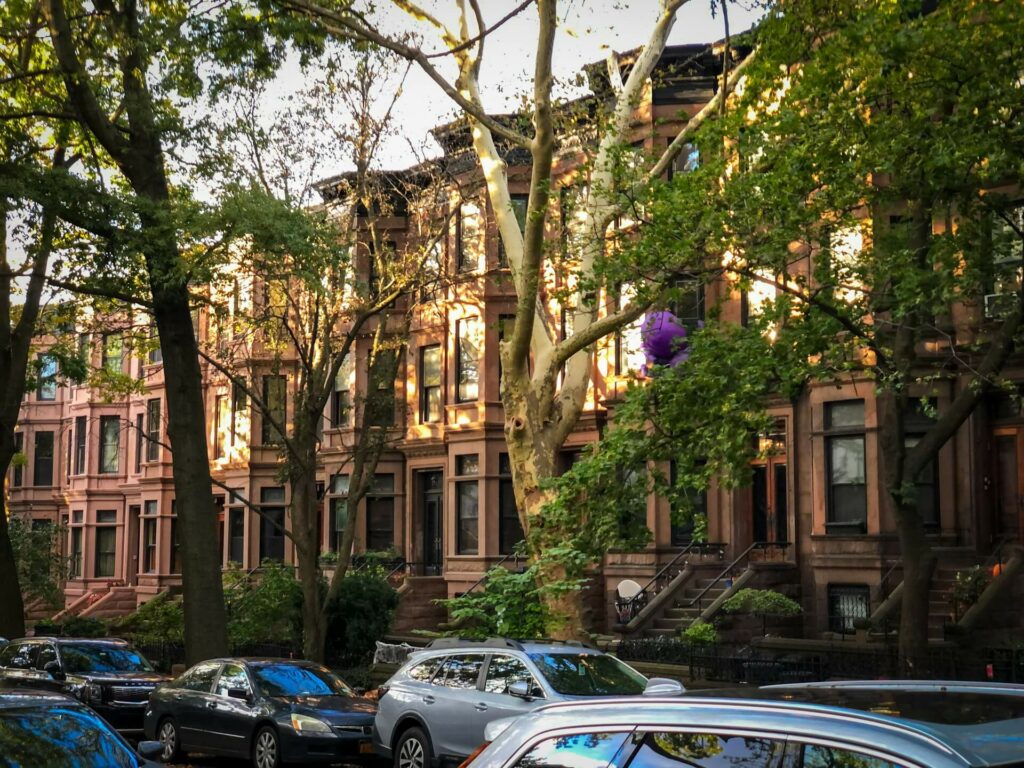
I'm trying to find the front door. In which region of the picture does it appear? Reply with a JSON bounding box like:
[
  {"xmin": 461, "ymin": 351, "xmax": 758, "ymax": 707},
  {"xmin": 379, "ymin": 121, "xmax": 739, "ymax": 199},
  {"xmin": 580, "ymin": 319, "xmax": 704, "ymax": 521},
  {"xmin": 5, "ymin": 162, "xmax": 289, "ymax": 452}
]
[
  {"xmin": 126, "ymin": 506, "xmax": 140, "ymax": 586},
  {"xmin": 751, "ymin": 421, "xmax": 789, "ymax": 556},
  {"xmin": 420, "ymin": 471, "xmax": 443, "ymax": 576}
]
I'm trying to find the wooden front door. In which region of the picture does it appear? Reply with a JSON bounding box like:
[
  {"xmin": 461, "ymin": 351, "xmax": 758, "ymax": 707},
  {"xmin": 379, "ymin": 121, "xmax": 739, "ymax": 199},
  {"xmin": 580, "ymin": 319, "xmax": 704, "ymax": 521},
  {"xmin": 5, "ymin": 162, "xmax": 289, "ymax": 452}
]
[{"xmin": 993, "ymin": 427, "xmax": 1023, "ymax": 540}]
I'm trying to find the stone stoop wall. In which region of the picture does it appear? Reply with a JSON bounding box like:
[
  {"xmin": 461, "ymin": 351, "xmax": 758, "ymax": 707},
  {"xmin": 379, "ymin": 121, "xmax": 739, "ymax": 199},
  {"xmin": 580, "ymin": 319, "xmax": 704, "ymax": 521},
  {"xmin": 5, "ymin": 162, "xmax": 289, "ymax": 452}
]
[
  {"xmin": 52, "ymin": 587, "xmax": 112, "ymax": 623},
  {"xmin": 392, "ymin": 577, "xmax": 448, "ymax": 634},
  {"xmin": 78, "ymin": 586, "xmax": 141, "ymax": 620}
]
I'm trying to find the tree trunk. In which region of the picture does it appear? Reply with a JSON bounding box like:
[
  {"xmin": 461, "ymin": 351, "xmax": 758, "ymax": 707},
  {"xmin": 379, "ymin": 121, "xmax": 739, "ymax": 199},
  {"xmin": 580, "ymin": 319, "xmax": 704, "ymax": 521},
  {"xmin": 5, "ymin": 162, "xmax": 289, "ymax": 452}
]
[
  {"xmin": 290, "ymin": 431, "xmax": 327, "ymax": 662},
  {"xmin": 0, "ymin": 443, "xmax": 26, "ymax": 639}
]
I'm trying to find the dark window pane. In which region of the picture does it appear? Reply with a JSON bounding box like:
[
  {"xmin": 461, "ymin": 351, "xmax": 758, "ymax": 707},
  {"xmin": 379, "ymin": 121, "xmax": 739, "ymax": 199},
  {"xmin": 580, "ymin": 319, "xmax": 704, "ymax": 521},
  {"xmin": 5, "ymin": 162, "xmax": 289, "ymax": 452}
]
[
  {"xmin": 421, "ymin": 345, "xmax": 442, "ymax": 423},
  {"xmin": 407, "ymin": 657, "xmax": 443, "ymax": 683},
  {"xmin": 99, "ymin": 417, "xmax": 119, "ymax": 474},
  {"xmin": 457, "ymin": 318, "xmax": 481, "ymax": 402},
  {"xmin": 457, "ymin": 454, "xmax": 479, "ymax": 476},
  {"xmin": 457, "ymin": 481, "xmax": 479, "ymax": 555},
  {"xmin": 826, "ymin": 400, "xmax": 865, "ymax": 429},
  {"xmin": 513, "ymin": 732, "xmax": 630, "ymax": 768},
  {"xmin": 499, "ymin": 477, "xmax": 524, "ymax": 555},
  {"xmin": 37, "ymin": 355, "xmax": 57, "ymax": 400},
  {"xmin": 800, "ymin": 744, "xmax": 900, "ymax": 768},
  {"xmin": 215, "ymin": 663, "xmax": 251, "ymax": 697},
  {"xmin": 228, "ymin": 508, "xmax": 245, "ymax": 564},
  {"xmin": 366, "ymin": 495, "xmax": 394, "ymax": 552},
  {"xmin": 33, "ymin": 431, "xmax": 54, "ymax": 486},
  {"xmin": 12, "ymin": 432, "xmax": 23, "ymax": 486},
  {"xmin": 627, "ymin": 732, "xmax": 783, "ymax": 768},
  {"xmin": 437, "ymin": 655, "xmax": 484, "ymax": 690},
  {"xmin": 828, "ymin": 585, "xmax": 871, "ymax": 635},
  {"xmin": 0, "ymin": 706, "xmax": 137, "ymax": 767},
  {"xmin": 74, "ymin": 416, "xmax": 86, "ymax": 474},
  {"xmin": 261, "ymin": 375, "xmax": 287, "ymax": 444},
  {"xmin": 484, "ymin": 655, "xmax": 537, "ymax": 695},
  {"xmin": 94, "ymin": 527, "xmax": 116, "ymax": 578},
  {"xmin": 181, "ymin": 661, "xmax": 221, "ymax": 692}
]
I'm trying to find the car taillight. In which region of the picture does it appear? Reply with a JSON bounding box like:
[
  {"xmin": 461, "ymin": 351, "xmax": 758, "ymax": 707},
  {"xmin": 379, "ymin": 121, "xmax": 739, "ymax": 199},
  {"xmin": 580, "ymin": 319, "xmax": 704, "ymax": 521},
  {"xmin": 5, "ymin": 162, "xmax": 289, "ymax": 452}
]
[{"xmin": 458, "ymin": 741, "xmax": 490, "ymax": 768}]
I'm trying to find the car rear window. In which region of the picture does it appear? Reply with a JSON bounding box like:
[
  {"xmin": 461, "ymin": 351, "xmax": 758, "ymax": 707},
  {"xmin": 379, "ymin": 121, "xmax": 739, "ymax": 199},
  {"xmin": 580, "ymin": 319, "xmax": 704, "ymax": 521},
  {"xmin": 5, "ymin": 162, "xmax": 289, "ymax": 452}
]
[
  {"xmin": 528, "ymin": 653, "xmax": 646, "ymax": 696},
  {"xmin": 406, "ymin": 657, "xmax": 444, "ymax": 683},
  {"xmin": 0, "ymin": 705, "xmax": 136, "ymax": 767}
]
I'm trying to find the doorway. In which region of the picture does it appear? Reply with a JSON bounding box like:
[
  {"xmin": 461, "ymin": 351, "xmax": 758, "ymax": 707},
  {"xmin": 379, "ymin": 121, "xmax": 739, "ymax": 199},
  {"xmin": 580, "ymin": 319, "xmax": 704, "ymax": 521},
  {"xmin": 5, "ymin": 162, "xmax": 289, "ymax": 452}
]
[
  {"xmin": 419, "ymin": 470, "xmax": 443, "ymax": 576},
  {"xmin": 994, "ymin": 428, "xmax": 1022, "ymax": 540},
  {"xmin": 126, "ymin": 505, "xmax": 141, "ymax": 586},
  {"xmin": 750, "ymin": 419, "xmax": 789, "ymax": 557}
]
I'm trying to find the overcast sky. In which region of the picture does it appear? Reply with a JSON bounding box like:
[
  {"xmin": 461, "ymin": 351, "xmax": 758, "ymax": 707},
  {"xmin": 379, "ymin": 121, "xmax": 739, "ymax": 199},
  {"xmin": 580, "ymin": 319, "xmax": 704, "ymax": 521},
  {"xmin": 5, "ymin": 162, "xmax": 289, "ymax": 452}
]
[{"xmin": 286, "ymin": 0, "xmax": 763, "ymax": 177}]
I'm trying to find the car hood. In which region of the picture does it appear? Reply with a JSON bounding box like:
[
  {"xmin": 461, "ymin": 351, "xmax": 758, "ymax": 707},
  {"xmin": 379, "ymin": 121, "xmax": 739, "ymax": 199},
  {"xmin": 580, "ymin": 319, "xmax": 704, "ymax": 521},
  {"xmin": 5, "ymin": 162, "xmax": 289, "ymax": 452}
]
[
  {"xmin": 273, "ymin": 695, "xmax": 377, "ymax": 722},
  {"xmin": 71, "ymin": 671, "xmax": 170, "ymax": 684}
]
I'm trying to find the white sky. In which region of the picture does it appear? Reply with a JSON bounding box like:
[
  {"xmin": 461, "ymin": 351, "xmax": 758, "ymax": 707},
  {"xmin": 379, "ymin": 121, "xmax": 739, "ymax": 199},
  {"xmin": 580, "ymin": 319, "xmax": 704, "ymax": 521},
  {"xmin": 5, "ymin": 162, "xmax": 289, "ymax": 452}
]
[{"xmin": 279, "ymin": 0, "xmax": 762, "ymax": 177}]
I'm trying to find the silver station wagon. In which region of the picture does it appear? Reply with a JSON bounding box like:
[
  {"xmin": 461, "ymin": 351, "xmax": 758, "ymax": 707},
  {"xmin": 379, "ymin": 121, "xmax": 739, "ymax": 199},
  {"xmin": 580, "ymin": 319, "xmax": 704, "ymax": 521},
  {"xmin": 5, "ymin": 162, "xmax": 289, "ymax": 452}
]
[
  {"xmin": 467, "ymin": 681, "xmax": 1024, "ymax": 768},
  {"xmin": 373, "ymin": 638, "xmax": 649, "ymax": 768}
]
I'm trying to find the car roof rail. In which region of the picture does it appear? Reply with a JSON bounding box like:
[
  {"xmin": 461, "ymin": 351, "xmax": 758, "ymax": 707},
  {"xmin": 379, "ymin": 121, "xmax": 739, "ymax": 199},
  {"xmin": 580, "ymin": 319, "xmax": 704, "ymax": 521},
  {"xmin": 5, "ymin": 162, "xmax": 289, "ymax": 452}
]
[
  {"xmin": 514, "ymin": 638, "xmax": 596, "ymax": 650},
  {"xmin": 425, "ymin": 637, "xmax": 525, "ymax": 651}
]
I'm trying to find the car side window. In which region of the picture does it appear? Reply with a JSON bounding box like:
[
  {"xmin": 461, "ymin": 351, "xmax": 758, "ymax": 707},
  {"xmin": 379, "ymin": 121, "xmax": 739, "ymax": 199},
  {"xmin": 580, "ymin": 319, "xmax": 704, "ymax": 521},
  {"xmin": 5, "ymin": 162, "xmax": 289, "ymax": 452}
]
[
  {"xmin": 625, "ymin": 732, "xmax": 784, "ymax": 768},
  {"xmin": 215, "ymin": 663, "xmax": 251, "ymax": 697},
  {"xmin": 484, "ymin": 655, "xmax": 539, "ymax": 696},
  {"xmin": 799, "ymin": 744, "xmax": 902, "ymax": 768},
  {"xmin": 436, "ymin": 654, "xmax": 485, "ymax": 690},
  {"xmin": 9, "ymin": 644, "xmax": 39, "ymax": 669},
  {"xmin": 407, "ymin": 657, "xmax": 445, "ymax": 683},
  {"xmin": 513, "ymin": 731, "xmax": 631, "ymax": 768},
  {"xmin": 35, "ymin": 645, "xmax": 57, "ymax": 670},
  {"xmin": 0, "ymin": 644, "xmax": 20, "ymax": 667},
  {"xmin": 180, "ymin": 662, "xmax": 221, "ymax": 692}
]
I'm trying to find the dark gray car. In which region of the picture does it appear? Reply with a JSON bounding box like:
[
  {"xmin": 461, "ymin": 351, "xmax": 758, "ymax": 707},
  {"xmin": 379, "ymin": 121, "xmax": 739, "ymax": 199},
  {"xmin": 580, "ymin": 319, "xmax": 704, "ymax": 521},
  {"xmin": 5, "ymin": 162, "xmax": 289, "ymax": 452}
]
[{"xmin": 373, "ymin": 638, "xmax": 648, "ymax": 768}]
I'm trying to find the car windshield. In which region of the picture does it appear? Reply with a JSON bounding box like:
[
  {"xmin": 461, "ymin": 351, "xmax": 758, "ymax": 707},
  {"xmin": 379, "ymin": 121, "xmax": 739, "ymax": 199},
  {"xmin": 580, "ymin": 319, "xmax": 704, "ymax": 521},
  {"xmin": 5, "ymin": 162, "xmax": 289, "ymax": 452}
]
[
  {"xmin": 251, "ymin": 664, "xmax": 353, "ymax": 698},
  {"xmin": 528, "ymin": 653, "xmax": 646, "ymax": 696},
  {"xmin": 0, "ymin": 705, "xmax": 137, "ymax": 767},
  {"xmin": 59, "ymin": 644, "xmax": 152, "ymax": 675}
]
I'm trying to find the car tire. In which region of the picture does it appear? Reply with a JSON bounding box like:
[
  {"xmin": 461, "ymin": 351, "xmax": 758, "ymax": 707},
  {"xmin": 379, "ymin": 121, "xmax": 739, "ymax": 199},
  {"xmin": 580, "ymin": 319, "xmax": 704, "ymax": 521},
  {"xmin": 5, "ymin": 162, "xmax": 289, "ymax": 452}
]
[
  {"xmin": 395, "ymin": 726, "xmax": 432, "ymax": 768},
  {"xmin": 253, "ymin": 725, "xmax": 282, "ymax": 768},
  {"xmin": 157, "ymin": 717, "xmax": 185, "ymax": 763}
]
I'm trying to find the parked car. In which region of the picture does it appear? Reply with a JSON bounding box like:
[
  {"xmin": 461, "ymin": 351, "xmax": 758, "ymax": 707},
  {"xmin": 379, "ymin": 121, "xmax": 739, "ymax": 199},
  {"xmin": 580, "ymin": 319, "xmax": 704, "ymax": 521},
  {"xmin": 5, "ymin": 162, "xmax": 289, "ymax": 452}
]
[
  {"xmin": 144, "ymin": 657, "xmax": 377, "ymax": 768},
  {"xmin": 465, "ymin": 680, "xmax": 1024, "ymax": 768},
  {"xmin": 0, "ymin": 637, "xmax": 169, "ymax": 736},
  {"xmin": 373, "ymin": 638, "xmax": 649, "ymax": 768},
  {"xmin": 0, "ymin": 682, "xmax": 163, "ymax": 767}
]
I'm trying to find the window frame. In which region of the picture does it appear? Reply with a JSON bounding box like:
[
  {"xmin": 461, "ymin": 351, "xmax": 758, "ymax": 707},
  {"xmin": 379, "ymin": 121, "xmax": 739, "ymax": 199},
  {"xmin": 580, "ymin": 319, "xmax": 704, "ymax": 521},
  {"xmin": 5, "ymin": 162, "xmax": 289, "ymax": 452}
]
[
  {"xmin": 73, "ymin": 416, "xmax": 86, "ymax": 475},
  {"xmin": 824, "ymin": 400, "xmax": 867, "ymax": 535},
  {"xmin": 498, "ymin": 453, "xmax": 524, "ymax": 555},
  {"xmin": 33, "ymin": 430, "xmax": 54, "ymax": 486},
  {"xmin": 827, "ymin": 583, "xmax": 871, "ymax": 636},
  {"xmin": 261, "ymin": 374, "xmax": 287, "ymax": 445},
  {"xmin": 36, "ymin": 354, "xmax": 57, "ymax": 401},
  {"xmin": 94, "ymin": 525, "xmax": 117, "ymax": 578},
  {"xmin": 145, "ymin": 398, "xmax": 161, "ymax": 462},
  {"xmin": 365, "ymin": 474, "xmax": 396, "ymax": 552},
  {"xmin": 455, "ymin": 454, "xmax": 480, "ymax": 555},
  {"xmin": 98, "ymin": 415, "xmax": 120, "ymax": 475},
  {"xmin": 419, "ymin": 344, "xmax": 443, "ymax": 424},
  {"xmin": 456, "ymin": 317, "xmax": 481, "ymax": 403},
  {"xmin": 12, "ymin": 432, "xmax": 23, "ymax": 486},
  {"xmin": 101, "ymin": 332, "xmax": 123, "ymax": 373}
]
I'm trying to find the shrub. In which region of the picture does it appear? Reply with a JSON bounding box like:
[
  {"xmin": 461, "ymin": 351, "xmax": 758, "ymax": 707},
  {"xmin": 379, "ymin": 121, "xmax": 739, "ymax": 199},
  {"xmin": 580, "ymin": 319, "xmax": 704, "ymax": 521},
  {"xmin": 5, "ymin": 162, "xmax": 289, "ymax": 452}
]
[
  {"xmin": 325, "ymin": 568, "xmax": 399, "ymax": 667},
  {"xmin": 9, "ymin": 517, "xmax": 66, "ymax": 606},
  {"xmin": 60, "ymin": 616, "xmax": 107, "ymax": 638},
  {"xmin": 721, "ymin": 588, "xmax": 802, "ymax": 635},
  {"xmin": 224, "ymin": 560, "xmax": 303, "ymax": 650},
  {"xmin": 680, "ymin": 620, "xmax": 719, "ymax": 646},
  {"xmin": 109, "ymin": 592, "xmax": 184, "ymax": 646},
  {"xmin": 441, "ymin": 566, "xmax": 547, "ymax": 641}
]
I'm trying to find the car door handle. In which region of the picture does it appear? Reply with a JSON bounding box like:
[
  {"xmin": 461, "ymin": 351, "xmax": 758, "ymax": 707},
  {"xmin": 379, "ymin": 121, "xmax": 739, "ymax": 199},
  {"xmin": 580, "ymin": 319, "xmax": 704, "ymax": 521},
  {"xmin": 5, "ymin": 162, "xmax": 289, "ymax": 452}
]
[
  {"xmin": 422, "ymin": 695, "xmax": 435, "ymax": 704},
  {"xmin": 474, "ymin": 703, "xmax": 488, "ymax": 712}
]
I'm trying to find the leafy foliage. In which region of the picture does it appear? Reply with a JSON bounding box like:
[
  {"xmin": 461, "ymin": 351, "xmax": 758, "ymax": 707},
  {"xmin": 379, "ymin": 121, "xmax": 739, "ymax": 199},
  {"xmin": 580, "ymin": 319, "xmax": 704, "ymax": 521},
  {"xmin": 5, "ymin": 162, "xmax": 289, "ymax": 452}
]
[
  {"xmin": 109, "ymin": 593, "xmax": 185, "ymax": 647},
  {"xmin": 223, "ymin": 561, "xmax": 304, "ymax": 649},
  {"xmin": 324, "ymin": 568, "xmax": 399, "ymax": 666},
  {"xmin": 722, "ymin": 589, "xmax": 802, "ymax": 619},
  {"xmin": 57, "ymin": 616, "xmax": 107, "ymax": 639},
  {"xmin": 680, "ymin": 620, "xmax": 719, "ymax": 646},
  {"xmin": 441, "ymin": 566, "xmax": 548, "ymax": 641},
  {"xmin": 8, "ymin": 519, "xmax": 66, "ymax": 607}
]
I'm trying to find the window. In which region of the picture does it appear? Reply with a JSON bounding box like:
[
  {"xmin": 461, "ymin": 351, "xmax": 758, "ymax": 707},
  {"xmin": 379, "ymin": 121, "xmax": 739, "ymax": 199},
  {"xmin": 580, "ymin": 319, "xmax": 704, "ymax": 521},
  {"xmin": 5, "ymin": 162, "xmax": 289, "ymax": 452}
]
[
  {"xmin": 626, "ymin": 732, "xmax": 783, "ymax": 768},
  {"xmin": 228, "ymin": 507, "xmax": 244, "ymax": 564},
  {"xmin": 180, "ymin": 661, "xmax": 221, "ymax": 692},
  {"xmin": 436, "ymin": 654, "xmax": 484, "ymax": 689},
  {"xmin": 214, "ymin": 394, "xmax": 228, "ymax": 459},
  {"xmin": 457, "ymin": 201, "xmax": 483, "ymax": 272},
  {"xmin": 170, "ymin": 516, "xmax": 180, "ymax": 574},
  {"xmin": 407, "ymin": 657, "xmax": 444, "ymax": 683},
  {"xmin": 33, "ymin": 431, "xmax": 54, "ymax": 486},
  {"xmin": 367, "ymin": 349, "xmax": 398, "ymax": 428},
  {"xmin": 825, "ymin": 400, "xmax": 867, "ymax": 534},
  {"xmin": 615, "ymin": 283, "xmax": 645, "ymax": 375},
  {"xmin": 215, "ymin": 663, "xmax": 250, "ymax": 697},
  {"xmin": 69, "ymin": 526, "xmax": 83, "ymax": 578},
  {"xmin": 498, "ymin": 194, "xmax": 529, "ymax": 267},
  {"xmin": 147, "ymin": 324, "xmax": 162, "ymax": 364},
  {"xmin": 331, "ymin": 357, "xmax": 354, "ymax": 427},
  {"xmin": 134, "ymin": 414, "xmax": 144, "ymax": 473},
  {"xmin": 484, "ymin": 655, "xmax": 536, "ymax": 695},
  {"xmin": 456, "ymin": 318, "xmax": 482, "ymax": 402},
  {"xmin": 670, "ymin": 275, "xmax": 705, "ymax": 332},
  {"xmin": 231, "ymin": 383, "xmax": 247, "ymax": 442},
  {"xmin": 142, "ymin": 501, "xmax": 158, "ymax": 573},
  {"xmin": 667, "ymin": 142, "xmax": 700, "ymax": 180},
  {"xmin": 12, "ymin": 432, "xmax": 23, "ymax": 486},
  {"xmin": 498, "ymin": 454, "xmax": 524, "ymax": 555},
  {"xmin": 420, "ymin": 345, "xmax": 442, "ymax": 423},
  {"xmin": 261, "ymin": 375, "xmax": 286, "ymax": 445},
  {"xmin": 366, "ymin": 474, "xmax": 395, "ymax": 552},
  {"xmin": 259, "ymin": 487, "xmax": 286, "ymax": 562},
  {"xmin": 828, "ymin": 584, "xmax": 871, "ymax": 635},
  {"xmin": 328, "ymin": 474, "xmax": 350, "ymax": 553},
  {"xmin": 35, "ymin": 644, "xmax": 57, "ymax": 670},
  {"xmin": 36, "ymin": 355, "xmax": 57, "ymax": 400},
  {"xmin": 99, "ymin": 416, "xmax": 120, "ymax": 474},
  {"xmin": 145, "ymin": 398, "xmax": 160, "ymax": 462},
  {"xmin": 512, "ymin": 732, "xmax": 630, "ymax": 768},
  {"xmin": 94, "ymin": 526, "xmax": 116, "ymax": 578},
  {"xmin": 102, "ymin": 333, "xmax": 123, "ymax": 373},
  {"xmin": 96, "ymin": 509, "xmax": 116, "ymax": 524},
  {"xmin": 799, "ymin": 744, "xmax": 900, "ymax": 768},
  {"xmin": 456, "ymin": 455, "xmax": 479, "ymax": 555},
  {"xmin": 73, "ymin": 417, "xmax": 86, "ymax": 475}
]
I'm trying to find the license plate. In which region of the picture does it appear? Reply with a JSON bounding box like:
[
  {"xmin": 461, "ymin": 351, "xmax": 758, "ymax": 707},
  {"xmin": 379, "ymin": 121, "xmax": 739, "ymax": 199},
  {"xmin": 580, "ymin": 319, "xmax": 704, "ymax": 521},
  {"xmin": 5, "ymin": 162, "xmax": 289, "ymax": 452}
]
[{"xmin": 359, "ymin": 742, "xmax": 375, "ymax": 754}]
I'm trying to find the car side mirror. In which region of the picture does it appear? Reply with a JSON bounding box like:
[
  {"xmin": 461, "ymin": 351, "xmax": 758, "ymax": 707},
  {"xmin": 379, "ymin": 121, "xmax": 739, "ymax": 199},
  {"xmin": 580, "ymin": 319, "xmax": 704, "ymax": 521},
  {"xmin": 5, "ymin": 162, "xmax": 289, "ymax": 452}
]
[
  {"xmin": 137, "ymin": 740, "xmax": 163, "ymax": 760},
  {"xmin": 43, "ymin": 661, "xmax": 64, "ymax": 680},
  {"xmin": 227, "ymin": 687, "xmax": 251, "ymax": 702},
  {"xmin": 643, "ymin": 677, "xmax": 686, "ymax": 696},
  {"xmin": 508, "ymin": 680, "xmax": 533, "ymax": 700}
]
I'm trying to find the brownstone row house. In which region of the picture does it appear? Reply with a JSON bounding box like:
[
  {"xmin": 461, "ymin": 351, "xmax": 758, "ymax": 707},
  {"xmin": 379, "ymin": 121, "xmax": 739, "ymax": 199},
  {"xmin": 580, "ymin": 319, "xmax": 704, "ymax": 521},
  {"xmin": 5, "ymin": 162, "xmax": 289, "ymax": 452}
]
[{"xmin": 6, "ymin": 42, "xmax": 1023, "ymax": 642}]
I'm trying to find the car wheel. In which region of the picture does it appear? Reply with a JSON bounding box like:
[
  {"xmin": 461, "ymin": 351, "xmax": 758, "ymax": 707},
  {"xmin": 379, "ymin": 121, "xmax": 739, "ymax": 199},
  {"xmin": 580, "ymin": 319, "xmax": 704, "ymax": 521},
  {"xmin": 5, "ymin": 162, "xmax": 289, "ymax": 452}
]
[
  {"xmin": 395, "ymin": 727, "xmax": 432, "ymax": 768},
  {"xmin": 253, "ymin": 725, "xmax": 282, "ymax": 768},
  {"xmin": 157, "ymin": 717, "xmax": 184, "ymax": 763}
]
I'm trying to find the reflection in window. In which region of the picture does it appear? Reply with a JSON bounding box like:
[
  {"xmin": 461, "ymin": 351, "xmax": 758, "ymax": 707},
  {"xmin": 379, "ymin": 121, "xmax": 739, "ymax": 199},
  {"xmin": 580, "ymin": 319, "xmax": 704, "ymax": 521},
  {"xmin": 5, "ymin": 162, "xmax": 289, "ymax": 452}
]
[
  {"xmin": 407, "ymin": 657, "xmax": 443, "ymax": 683},
  {"xmin": 436, "ymin": 655, "xmax": 484, "ymax": 690},
  {"xmin": 457, "ymin": 318, "xmax": 482, "ymax": 402},
  {"xmin": 252, "ymin": 663, "xmax": 351, "ymax": 697},
  {"xmin": 628, "ymin": 732, "xmax": 783, "ymax": 768},
  {"xmin": 801, "ymin": 744, "xmax": 899, "ymax": 768},
  {"xmin": 484, "ymin": 655, "xmax": 538, "ymax": 696},
  {"xmin": 215, "ymin": 663, "xmax": 251, "ymax": 697},
  {"xmin": 514, "ymin": 732, "xmax": 629, "ymax": 768},
  {"xmin": 825, "ymin": 401, "xmax": 866, "ymax": 534},
  {"xmin": 0, "ymin": 706, "xmax": 137, "ymax": 767}
]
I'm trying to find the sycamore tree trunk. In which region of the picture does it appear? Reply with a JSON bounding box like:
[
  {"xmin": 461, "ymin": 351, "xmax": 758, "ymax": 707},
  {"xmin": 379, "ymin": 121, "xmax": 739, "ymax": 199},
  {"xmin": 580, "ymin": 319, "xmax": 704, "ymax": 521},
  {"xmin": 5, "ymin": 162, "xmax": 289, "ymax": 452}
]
[{"xmin": 289, "ymin": 441, "xmax": 325, "ymax": 662}]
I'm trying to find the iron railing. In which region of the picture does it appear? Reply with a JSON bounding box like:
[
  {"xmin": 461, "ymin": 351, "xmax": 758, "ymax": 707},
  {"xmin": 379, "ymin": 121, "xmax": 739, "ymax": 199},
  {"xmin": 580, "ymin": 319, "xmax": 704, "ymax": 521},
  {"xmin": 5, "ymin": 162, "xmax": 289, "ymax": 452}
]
[
  {"xmin": 461, "ymin": 552, "xmax": 528, "ymax": 596},
  {"xmin": 686, "ymin": 541, "xmax": 792, "ymax": 614},
  {"xmin": 616, "ymin": 541, "xmax": 727, "ymax": 623}
]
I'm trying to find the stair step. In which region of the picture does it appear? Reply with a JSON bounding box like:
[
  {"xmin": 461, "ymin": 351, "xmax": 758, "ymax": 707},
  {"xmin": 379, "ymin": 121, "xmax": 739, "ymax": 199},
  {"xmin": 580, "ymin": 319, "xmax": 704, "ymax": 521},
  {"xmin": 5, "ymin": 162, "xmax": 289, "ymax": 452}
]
[
  {"xmin": 646, "ymin": 628, "xmax": 679, "ymax": 637},
  {"xmin": 664, "ymin": 608, "xmax": 702, "ymax": 619},
  {"xmin": 653, "ymin": 618, "xmax": 684, "ymax": 630}
]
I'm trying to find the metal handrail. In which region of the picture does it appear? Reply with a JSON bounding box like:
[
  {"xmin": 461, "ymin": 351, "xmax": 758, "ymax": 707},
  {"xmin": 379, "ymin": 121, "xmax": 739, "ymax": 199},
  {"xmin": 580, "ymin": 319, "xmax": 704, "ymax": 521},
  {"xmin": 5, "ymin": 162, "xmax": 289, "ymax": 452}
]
[
  {"xmin": 463, "ymin": 551, "xmax": 526, "ymax": 595},
  {"xmin": 878, "ymin": 560, "xmax": 903, "ymax": 600},
  {"xmin": 634, "ymin": 541, "xmax": 726, "ymax": 603},
  {"xmin": 686, "ymin": 541, "xmax": 792, "ymax": 612}
]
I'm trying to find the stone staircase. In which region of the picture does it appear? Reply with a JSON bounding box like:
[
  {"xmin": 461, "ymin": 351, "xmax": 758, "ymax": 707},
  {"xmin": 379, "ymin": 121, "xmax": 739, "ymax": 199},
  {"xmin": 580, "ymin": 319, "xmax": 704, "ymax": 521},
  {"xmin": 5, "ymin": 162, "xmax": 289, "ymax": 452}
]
[
  {"xmin": 647, "ymin": 577, "xmax": 731, "ymax": 637},
  {"xmin": 78, "ymin": 586, "xmax": 140, "ymax": 620},
  {"xmin": 927, "ymin": 565, "xmax": 959, "ymax": 642}
]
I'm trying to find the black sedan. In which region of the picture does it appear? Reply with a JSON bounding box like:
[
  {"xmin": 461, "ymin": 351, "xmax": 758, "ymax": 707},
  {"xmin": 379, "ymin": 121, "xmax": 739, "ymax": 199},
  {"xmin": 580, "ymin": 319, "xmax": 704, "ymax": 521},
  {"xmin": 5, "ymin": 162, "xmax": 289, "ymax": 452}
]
[
  {"xmin": 0, "ymin": 682, "xmax": 163, "ymax": 767},
  {"xmin": 144, "ymin": 657, "xmax": 377, "ymax": 768}
]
